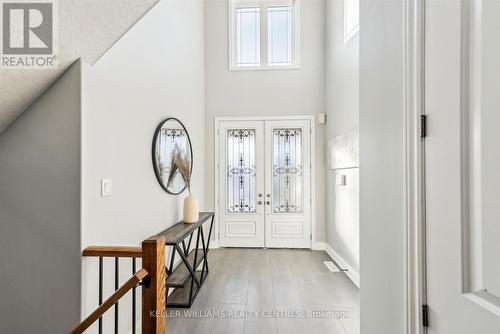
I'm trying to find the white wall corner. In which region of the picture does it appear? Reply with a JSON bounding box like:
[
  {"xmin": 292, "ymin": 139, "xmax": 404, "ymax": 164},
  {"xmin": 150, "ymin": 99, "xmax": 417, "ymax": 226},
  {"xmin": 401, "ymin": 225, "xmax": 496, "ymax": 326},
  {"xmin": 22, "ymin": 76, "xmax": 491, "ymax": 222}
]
[
  {"xmin": 324, "ymin": 243, "xmax": 360, "ymax": 288},
  {"xmin": 312, "ymin": 241, "xmax": 326, "ymax": 250}
]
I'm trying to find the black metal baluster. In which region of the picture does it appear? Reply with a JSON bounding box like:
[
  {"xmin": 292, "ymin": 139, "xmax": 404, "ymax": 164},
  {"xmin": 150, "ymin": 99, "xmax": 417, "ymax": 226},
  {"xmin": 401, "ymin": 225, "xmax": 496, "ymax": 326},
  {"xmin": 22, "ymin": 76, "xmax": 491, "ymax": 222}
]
[
  {"xmin": 114, "ymin": 257, "xmax": 119, "ymax": 334},
  {"xmin": 99, "ymin": 257, "xmax": 103, "ymax": 334},
  {"xmin": 132, "ymin": 258, "xmax": 136, "ymax": 334}
]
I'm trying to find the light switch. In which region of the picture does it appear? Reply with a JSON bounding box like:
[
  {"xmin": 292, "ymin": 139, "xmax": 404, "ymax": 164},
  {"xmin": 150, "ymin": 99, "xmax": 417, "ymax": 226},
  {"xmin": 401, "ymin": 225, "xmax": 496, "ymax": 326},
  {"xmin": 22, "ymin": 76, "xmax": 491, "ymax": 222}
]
[
  {"xmin": 317, "ymin": 112, "xmax": 326, "ymax": 125},
  {"xmin": 101, "ymin": 178, "xmax": 112, "ymax": 197},
  {"xmin": 336, "ymin": 174, "xmax": 346, "ymax": 186}
]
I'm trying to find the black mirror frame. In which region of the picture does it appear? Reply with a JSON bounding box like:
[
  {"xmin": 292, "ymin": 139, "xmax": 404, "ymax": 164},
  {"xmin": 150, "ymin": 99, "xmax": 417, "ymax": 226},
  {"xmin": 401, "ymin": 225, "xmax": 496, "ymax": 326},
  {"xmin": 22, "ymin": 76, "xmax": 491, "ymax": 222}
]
[{"xmin": 152, "ymin": 117, "xmax": 193, "ymax": 195}]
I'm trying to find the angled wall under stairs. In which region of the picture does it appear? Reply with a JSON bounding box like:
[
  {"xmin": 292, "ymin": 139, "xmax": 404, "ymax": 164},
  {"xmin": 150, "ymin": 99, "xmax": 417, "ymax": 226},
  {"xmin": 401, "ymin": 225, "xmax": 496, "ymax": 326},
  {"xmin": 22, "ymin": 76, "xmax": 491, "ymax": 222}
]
[{"xmin": 0, "ymin": 60, "xmax": 83, "ymax": 333}]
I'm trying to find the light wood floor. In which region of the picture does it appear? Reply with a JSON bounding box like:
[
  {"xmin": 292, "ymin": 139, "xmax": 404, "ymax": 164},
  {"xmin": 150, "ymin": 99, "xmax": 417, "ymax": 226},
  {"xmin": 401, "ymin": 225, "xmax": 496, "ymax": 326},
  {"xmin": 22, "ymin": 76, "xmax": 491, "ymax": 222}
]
[{"xmin": 167, "ymin": 248, "xmax": 359, "ymax": 334}]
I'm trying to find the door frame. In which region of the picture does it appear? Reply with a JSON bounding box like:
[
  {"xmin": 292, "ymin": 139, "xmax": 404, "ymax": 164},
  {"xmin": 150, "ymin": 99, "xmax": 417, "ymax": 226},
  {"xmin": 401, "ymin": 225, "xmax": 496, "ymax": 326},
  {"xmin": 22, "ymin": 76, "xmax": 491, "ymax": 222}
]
[
  {"xmin": 405, "ymin": 0, "xmax": 427, "ymax": 332},
  {"xmin": 214, "ymin": 115, "xmax": 316, "ymax": 249}
]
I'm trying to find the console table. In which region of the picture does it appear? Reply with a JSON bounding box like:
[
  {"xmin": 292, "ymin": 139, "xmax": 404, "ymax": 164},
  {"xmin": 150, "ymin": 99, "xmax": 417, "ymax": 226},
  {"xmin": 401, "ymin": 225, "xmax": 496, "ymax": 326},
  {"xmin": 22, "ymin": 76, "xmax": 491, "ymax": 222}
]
[{"xmin": 156, "ymin": 212, "xmax": 214, "ymax": 308}]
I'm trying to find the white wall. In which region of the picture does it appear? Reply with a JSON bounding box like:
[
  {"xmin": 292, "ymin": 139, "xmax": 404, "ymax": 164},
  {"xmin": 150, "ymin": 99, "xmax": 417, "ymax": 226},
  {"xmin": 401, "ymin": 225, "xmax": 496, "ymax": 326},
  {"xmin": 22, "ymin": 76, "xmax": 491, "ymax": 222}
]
[
  {"xmin": 81, "ymin": 0, "xmax": 206, "ymax": 332},
  {"xmin": 359, "ymin": 0, "xmax": 406, "ymax": 332},
  {"xmin": 204, "ymin": 0, "xmax": 327, "ymax": 241},
  {"xmin": 0, "ymin": 61, "xmax": 82, "ymax": 333},
  {"xmin": 324, "ymin": 0, "xmax": 360, "ymax": 278}
]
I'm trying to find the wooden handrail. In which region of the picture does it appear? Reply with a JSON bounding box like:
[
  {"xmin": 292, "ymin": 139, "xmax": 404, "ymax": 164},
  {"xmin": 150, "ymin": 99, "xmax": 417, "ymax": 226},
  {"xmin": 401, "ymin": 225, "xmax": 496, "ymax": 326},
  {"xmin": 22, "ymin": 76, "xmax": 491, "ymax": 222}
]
[
  {"xmin": 70, "ymin": 269, "xmax": 148, "ymax": 334},
  {"xmin": 82, "ymin": 246, "xmax": 142, "ymax": 258}
]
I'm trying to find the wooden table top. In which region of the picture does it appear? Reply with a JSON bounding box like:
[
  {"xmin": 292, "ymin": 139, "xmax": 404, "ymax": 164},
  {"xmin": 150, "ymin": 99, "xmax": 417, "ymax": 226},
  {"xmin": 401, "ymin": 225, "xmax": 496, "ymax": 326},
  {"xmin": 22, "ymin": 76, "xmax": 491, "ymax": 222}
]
[{"xmin": 156, "ymin": 212, "xmax": 214, "ymax": 245}]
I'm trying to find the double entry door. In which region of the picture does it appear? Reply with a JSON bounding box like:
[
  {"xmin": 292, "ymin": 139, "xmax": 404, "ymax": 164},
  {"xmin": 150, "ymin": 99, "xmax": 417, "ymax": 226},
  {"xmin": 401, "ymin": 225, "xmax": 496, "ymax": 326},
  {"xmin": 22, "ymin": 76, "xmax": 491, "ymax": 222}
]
[{"xmin": 218, "ymin": 119, "xmax": 312, "ymax": 248}]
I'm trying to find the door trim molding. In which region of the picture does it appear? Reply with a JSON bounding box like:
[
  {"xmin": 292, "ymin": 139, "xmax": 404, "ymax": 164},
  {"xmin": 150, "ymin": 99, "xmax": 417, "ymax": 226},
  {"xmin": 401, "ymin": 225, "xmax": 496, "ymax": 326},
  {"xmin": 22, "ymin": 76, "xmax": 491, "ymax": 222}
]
[
  {"xmin": 214, "ymin": 115, "xmax": 316, "ymax": 248},
  {"xmin": 405, "ymin": 0, "xmax": 427, "ymax": 332}
]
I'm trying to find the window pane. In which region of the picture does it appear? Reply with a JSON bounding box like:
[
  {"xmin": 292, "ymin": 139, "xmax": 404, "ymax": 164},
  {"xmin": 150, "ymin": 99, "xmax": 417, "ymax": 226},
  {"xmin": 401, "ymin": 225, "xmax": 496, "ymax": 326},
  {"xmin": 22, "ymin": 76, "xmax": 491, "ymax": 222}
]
[
  {"xmin": 236, "ymin": 7, "xmax": 261, "ymax": 67},
  {"xmin": 272, "ymin": 128, "xmax": 303, "ymax": 213},
  {"xmin": 227, "ymin": 129, "xmax": 256, "ymax": 213},
  {"xmin": 268, "ymin": 6, "xmax": 293, "ymax": 66}
]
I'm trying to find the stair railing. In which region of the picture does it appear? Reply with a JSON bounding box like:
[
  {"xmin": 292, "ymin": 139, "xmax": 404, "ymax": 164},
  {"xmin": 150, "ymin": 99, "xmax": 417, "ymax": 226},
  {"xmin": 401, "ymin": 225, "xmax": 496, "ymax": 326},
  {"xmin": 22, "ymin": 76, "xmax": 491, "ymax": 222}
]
[{"xmin": 70, "ymin": 236, "xmax": 166, "ymax": 334}]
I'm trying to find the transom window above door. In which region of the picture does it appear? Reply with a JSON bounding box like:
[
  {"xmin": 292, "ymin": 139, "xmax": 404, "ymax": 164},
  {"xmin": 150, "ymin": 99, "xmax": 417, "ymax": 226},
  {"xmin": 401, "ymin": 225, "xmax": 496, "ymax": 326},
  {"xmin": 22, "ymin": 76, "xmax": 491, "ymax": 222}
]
[{"xmin": 228, "ymin": 0, "xmax": 300, "ymax": 70}]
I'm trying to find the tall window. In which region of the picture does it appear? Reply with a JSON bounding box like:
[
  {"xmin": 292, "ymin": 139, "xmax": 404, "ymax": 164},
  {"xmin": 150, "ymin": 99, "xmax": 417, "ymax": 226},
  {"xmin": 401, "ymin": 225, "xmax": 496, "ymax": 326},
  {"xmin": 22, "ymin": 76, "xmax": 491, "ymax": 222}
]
[
  {"xmin": 229, "ymin": 0, "xmax": 300, "ymax": 70},
  {"xmin": 268, "ymin": 6, "xmax": 293, "ymax": 66},
  {"xmin": 235, "ymin": 7, "xmax": 261, "ymax": 67}
]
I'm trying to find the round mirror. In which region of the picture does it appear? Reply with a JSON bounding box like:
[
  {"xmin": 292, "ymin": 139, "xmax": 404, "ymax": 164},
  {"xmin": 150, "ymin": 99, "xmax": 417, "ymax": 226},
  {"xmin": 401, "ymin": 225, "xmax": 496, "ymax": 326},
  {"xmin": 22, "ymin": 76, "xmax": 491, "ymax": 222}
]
[{"xmin": 152, "ymin": 118, "xmax": 193, "ymax": 195}]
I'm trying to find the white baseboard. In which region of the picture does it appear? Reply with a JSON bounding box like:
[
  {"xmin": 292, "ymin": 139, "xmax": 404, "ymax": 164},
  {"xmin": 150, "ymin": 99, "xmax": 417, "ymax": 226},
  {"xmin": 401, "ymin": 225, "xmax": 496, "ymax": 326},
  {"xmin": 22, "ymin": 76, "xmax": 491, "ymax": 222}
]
[{"xmin": 313, "ymin": 241, "xmax": 360, "ymax": 288}]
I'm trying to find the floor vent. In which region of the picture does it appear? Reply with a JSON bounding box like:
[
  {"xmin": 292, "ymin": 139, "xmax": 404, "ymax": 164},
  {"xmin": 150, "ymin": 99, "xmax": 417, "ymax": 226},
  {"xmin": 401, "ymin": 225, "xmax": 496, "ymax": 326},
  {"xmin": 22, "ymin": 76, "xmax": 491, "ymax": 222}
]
[{"xmin": 323, "ymin": 261, "xmax": 348, "ymax": 273}]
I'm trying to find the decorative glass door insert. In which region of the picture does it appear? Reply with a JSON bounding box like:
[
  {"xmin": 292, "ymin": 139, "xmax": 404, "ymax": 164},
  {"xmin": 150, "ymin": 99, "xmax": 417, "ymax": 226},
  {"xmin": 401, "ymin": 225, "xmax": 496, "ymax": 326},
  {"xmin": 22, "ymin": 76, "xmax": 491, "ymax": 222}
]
[
  {"xmin": 226, "ymin": 129, "xmax": 256, "ymax": 213},
  {"xmin": 272, "ymin": 128, "xmax": 303, "ymax": 213}
]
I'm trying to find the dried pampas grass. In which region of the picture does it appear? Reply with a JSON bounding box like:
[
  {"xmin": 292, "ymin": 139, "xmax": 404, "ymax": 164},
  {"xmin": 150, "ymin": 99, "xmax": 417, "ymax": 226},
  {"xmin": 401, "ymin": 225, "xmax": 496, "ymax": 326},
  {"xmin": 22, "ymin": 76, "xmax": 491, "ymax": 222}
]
[{"xmin": 167, "ymin": 149, "xmax": 192, "ymax": 194}]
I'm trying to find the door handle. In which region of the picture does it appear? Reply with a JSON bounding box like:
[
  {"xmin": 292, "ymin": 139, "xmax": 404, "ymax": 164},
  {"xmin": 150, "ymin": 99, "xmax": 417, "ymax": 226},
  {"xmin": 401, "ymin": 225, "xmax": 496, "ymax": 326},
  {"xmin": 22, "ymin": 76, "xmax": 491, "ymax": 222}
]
[
  {"xmin": 258, "ymin": 201, "xmax": 263, "ymax": 205},
  {"xmin": 266, "ymin": 201, "xmax": 271, "ymax": 205}
]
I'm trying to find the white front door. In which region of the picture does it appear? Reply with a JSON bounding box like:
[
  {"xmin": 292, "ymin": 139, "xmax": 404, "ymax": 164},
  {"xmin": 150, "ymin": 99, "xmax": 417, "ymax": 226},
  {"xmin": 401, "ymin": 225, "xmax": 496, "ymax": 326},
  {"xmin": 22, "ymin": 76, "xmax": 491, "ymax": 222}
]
[
  {"xmin": 219, "ymin": 121, "xmax": 265, "ymax": 247},
  {"xmin": 218, "ymin": 118, "xmax": 312, "ymax": 248},
  {"xmin": 264, "ymin": 120, "xmax": 311, "ymax": 248},
  {"xmin": 425, "ymin": 0, "xmax": 500, "ymax": 331}
]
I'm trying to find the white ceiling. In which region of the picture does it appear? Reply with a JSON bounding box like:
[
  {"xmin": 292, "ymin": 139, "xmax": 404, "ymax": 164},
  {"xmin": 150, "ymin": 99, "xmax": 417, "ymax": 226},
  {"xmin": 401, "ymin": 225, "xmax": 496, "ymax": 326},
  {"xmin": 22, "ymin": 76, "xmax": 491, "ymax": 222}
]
[{"xmin": 0, "ymin": 0, "xmax": 158, "ymax": 132}]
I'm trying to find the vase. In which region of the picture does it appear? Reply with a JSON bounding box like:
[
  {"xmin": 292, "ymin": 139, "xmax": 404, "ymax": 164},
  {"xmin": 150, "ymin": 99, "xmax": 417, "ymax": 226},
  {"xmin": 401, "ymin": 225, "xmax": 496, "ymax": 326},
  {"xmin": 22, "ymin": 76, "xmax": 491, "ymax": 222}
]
[{"xmin": 183, "ymin": 194, "xmax": 199, "ymax": 223}]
